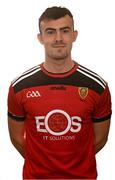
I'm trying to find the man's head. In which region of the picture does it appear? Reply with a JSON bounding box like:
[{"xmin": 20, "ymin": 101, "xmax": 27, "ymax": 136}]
[
  {"xmin": 39, "ymin": 6, "xmax": 74, "ymax": 33},
  {"xmin": 38, "ymin": 6, "xmax": 78, "ymax": 61}
]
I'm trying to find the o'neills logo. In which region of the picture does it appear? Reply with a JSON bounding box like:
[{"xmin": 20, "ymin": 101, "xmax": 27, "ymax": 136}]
[
  {"xmin": 78, "ymin": 87, "xmax": 88, "ymax": 99},
  {"xmin": 35, "ymin": 109, "xmax": 82, "ymax": 136}
]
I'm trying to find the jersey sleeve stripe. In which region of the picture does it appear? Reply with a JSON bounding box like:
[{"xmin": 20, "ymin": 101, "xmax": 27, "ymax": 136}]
[
  {"xmin": 77, "ymin": 68, "xmax": 106, "ymax": 89},
  {"xmin": 21, "ymin": 65, "xmax": 40, "ymax": 75},
  {"xmin": 93, "ymin": 113, "xmax": 112, "ymax": 122},
  {"xmin": 8, "ymin": 112, "xmax": 26, "ymax": 121},
  {"xmin": 12, "ymin": 65, "xmax": 40, "ymax": 85},
  {"xmin": 78, "ymin": 65, "xmax": 106, "ymax": 86},
  {"xmin": 12, "ymin": 68, "xmax": 41, "ymax": 87}
]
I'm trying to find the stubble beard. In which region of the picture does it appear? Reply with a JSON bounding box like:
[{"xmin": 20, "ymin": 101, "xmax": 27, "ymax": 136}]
[{"xmin": 46, "ymin": 48, "xmax": 71, "ymax": 61}]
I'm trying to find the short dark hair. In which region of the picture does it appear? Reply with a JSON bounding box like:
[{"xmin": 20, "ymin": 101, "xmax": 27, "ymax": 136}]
[{"xmin": 39, "ymin": 6, "xmax": 74, "ymax": 33}]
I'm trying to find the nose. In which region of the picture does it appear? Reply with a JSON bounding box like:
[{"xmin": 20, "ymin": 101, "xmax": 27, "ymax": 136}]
[{"xmin": 55, "ymin": 31, "xmax": 63, "ymax": 41}]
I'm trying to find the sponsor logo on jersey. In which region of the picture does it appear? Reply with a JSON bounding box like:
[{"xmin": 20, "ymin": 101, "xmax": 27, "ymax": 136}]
[
  {"xmin": 26, "ymin": 90, "xmax": 41, "ymax": 98},
  {"xmin": 35, "ymin": 109, "xmax": 82, "ymax": 137},
  {"xmin": 78, "ymin": 87, "xmax": 88, "ymax": 99},
  {"xmin": 50, "ymin": 85, "xmax": 66, "ymax": 90}
]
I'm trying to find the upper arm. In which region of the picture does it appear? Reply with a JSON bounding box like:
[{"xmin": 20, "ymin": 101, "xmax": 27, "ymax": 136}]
[
  {"xmin": 93, "ymin": 119, "xmax": 111, "ymax": 153},
  {"xmin": 93, "ymin": 84, "xmax": 112, "ymax": 141},
  {"xmin": 8, "ymin": 82, "xmax": 26, "ymax": 157},
  {"xmin": 93, "ymin": 119, "xmax": 110, "ymax": 141},
  {"xmin": 8, "ymin": 117, "xmax": 25, "ymax": 142},
  {"xmin": 8, "ymin": 84, "xmax": 26, "ymax": 139},
  {"xmin": 8, "ymin": 117, "xmax": 26, "ymax": 157}
]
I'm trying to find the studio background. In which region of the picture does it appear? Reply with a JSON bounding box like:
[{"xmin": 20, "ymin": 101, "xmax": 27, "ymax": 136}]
[{"xmin": 0, "ymin": 0, "xmax": 114, "ymax": 179}]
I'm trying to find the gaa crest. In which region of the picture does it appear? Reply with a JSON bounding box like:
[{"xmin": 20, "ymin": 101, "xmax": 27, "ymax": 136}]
[{"xmin": 78, "ymin": 87, "xmax": 88, "ymax": 99}]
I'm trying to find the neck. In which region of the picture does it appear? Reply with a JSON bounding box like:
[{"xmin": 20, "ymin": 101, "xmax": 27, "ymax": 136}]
[{"xmin": 43, "ymin": 59, "xmax": 75, "ymax": 73}]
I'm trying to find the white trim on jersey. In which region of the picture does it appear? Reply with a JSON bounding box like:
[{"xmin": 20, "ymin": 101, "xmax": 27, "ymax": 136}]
[
  {"xmin": 12, "ymin": 67, "xmax": 41, "ymax": 87},
  {"xmin": 78, "ymin": 65, "xmax": 106, "ymax": 86},
  {"xmin": 22, "ymin": 65, "xmax": 40, "ymax": 75},
  {"xmin": 12, "ymin": 65, "xmax": 40, "ymax": 84},
  {"xmin": 77, "ymin": 66, "xmax": 106, "ymax": 89}
]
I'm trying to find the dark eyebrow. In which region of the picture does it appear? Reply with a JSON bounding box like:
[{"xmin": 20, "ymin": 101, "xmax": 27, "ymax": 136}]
[
  {"xmin": 45, "ymin": 26, "xmax": 71, "ymax": 32},
  {"xmin": 45, "ymin": 28, "xmax": 56, "ymax": 32},
  {"xmin": 60, "ymin": 26, "xmax": 71, "ymax": 31}
]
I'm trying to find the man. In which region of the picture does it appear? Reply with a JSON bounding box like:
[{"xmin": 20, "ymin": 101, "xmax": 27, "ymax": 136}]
[{"xmin": 8, "ymin": 6, "xmax": 112, "ymax": 179}]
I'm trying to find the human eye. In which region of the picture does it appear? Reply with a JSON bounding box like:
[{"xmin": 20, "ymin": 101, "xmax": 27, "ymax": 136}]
[
  {"xmin": 62, "ymin": 28, "xmax": 71, "ymax": 33},
  {"xmin": 46, "ymin": 29, "xmax": 55, "ymax": 35}
]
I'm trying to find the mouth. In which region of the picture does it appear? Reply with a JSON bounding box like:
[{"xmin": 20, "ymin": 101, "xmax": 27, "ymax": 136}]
[{"xmin": 52, "ymin": 45, "xmax": 66, "ymax": 48}]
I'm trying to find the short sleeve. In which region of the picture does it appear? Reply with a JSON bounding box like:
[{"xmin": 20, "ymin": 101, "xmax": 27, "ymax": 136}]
[
  {"xmin": 93, "ymin": 84, "xmax": 112, "ymax": 122},
  {"xmin": 8, "ymin": 85, "xmax": 26, "ymax": 121}
]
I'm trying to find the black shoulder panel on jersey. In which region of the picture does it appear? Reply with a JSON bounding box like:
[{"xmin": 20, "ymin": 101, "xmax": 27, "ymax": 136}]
[{"xmin": 13, "ymin": 68, "xmax": 106, "ymax": 95}]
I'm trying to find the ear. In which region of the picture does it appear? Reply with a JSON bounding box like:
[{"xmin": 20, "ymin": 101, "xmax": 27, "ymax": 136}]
[
  {"xmin": 37, "ymin": 33, "xmax": 44, "ymax": 44},
  {"xmin": 73, "ymin": 30, "xmax": 78, "ymax": 42}
]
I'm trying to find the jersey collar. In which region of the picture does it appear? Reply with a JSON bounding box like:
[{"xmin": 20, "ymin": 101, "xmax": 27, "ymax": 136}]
[{"xmin": 40, "ymin": 61, "xmax": 78, "ymax": 78}]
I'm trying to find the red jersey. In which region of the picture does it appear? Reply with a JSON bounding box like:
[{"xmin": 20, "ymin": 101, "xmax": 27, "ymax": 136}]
[{"xmin": 8, "ymin": 62, "xmax": 112, "ymax": 179}]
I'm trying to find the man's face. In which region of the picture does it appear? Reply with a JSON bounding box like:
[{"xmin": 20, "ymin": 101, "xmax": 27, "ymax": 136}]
[{"xmin": 38, "ymin": 15, "xmax": 78, "ymax": 60}]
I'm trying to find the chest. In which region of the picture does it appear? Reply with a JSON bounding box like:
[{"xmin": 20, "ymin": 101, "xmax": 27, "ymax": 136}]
[{"xmin": 18, "ymin": 85, "xmax": 99, "ymax": 121}]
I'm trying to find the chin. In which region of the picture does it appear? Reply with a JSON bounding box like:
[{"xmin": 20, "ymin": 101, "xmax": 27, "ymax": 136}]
[
  {"xmin": 53, "ymin": 54, "xmax": 68, "ymax": 60},
  {"xmin": 54, "ymin": 57, "xmax": 68, "ymax": 60}
]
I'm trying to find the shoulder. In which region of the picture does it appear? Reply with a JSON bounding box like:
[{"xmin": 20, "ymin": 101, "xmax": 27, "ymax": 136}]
[
  {"xmin": 75, "ymin": 64, "xmax": 107, "ymax": 94},
  {"xmin": 11, "ymin": 64, "xmax": 42, "ymax": 93}
]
